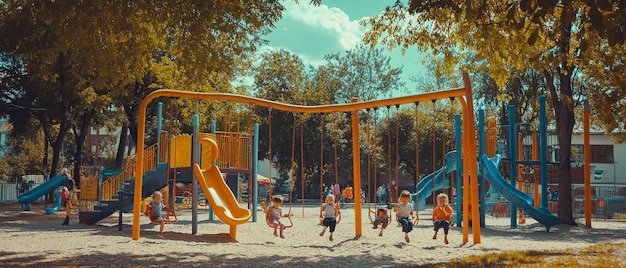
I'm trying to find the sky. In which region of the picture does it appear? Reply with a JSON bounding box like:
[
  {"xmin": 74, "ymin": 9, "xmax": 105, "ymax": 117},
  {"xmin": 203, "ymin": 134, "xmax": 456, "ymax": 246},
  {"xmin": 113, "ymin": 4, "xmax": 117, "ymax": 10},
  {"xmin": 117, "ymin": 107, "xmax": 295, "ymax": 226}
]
[{"xmin": 259, "ymin": 0, "xmax": 428, "ymax": 96}]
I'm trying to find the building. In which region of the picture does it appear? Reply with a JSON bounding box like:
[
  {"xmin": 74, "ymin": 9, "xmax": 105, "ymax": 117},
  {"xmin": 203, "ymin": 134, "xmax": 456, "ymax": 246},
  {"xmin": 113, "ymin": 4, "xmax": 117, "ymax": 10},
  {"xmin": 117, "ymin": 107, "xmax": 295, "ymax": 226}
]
[
  {"xmin": 0, "ymin": 117, "xmax": 12, "ymax": 157},
  {"xmin": 571, "ymin": 132, "xmax": 623, "ymax": 185},
  {"xmin": 498, "ymin": 128, "xmax": 624, "ymax": 186}
]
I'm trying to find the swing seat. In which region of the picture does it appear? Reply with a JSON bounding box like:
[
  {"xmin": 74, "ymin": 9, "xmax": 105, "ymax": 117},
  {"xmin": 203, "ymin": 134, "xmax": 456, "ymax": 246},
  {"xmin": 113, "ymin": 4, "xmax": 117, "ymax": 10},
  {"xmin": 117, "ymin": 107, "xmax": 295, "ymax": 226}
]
[
  {"xmin": 368, "ymin": 208, "xmax": 390, "ymax": 227},
  {"xmin": 319, "ymin": 212, "xmax": 342, "ymax": 226},
  {"xmin": 261, "ymin": 202, "xmax": 294, "ymax": 229},
  {"xmin": 145, "ymin": 206, "xmax": 177, "ymax": 224}
]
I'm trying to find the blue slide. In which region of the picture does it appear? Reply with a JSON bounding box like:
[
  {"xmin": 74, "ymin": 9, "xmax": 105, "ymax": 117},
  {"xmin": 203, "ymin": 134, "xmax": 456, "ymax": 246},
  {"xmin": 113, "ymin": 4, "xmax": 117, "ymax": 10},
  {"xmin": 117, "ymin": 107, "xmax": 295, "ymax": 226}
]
[
  {"xmin": 412, "ymin": 151, "xmax": 457, "ymax": 210},
  {"xmin": 413, "ymin": 168, "xmax": 449, "ymax": 210},
  {"xmin": 481, "ymin": 154, "xmax": 559, "ymax": 227},
  {"xmin": 18, "ymin": 174, "xmax": 69, "ymax": 211},
  {"xmin": 45, "ymin": 190, "xmax": 64, "ymax": 215}
]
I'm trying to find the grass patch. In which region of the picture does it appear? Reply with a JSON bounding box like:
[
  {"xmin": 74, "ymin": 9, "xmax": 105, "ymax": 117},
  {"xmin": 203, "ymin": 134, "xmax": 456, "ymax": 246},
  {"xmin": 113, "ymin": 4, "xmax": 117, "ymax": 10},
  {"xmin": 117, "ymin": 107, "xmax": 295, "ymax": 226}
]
[{"xmin": 421, "ymin": 243, "xmax": 625, "ymax": 268}]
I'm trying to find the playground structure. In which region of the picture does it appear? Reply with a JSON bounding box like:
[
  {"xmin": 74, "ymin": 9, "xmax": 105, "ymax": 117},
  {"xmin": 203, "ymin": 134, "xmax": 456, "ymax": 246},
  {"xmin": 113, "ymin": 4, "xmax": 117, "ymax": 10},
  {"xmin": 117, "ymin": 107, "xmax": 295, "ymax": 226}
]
[
  {"xmin": 131, "ymin": 72, "xmax": 484, "ymax": 244},
  {"xmin": 406, "ymin": 97, "xmax": 561, "ymax": 230},
  {"xmin": 17, "ymin": 72, "xmax": 602, "ymax": 243}
]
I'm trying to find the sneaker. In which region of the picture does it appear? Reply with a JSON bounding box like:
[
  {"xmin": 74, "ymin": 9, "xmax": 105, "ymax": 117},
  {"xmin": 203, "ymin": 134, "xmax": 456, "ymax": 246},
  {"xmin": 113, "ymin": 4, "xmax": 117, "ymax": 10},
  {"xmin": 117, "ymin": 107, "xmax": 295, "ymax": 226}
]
[{"xmin": 319, "ymin": 230, "xmax": 325, "ymax": 236}]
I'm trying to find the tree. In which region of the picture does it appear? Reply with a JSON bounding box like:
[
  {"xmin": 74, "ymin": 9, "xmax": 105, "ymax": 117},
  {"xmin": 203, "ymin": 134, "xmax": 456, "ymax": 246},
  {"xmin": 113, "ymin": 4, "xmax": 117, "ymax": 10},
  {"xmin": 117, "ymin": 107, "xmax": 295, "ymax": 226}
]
[
  {"xmin": 319, "ymin": 44, "xmax": 404, "ymax": 103},
  {"xmin": 0, "ymin": 1, "xmax": 286, "ymax": 185},
  {"xmin": 362, "ymin": 1, "xmax": 626, "ymax": 225},
  {"xmin": 252, "ymin": 50, "xmax": 310, "ymax": 181},
  {"xmin": 0, "ymin": 129, "xmax": 49, "ymax": 182},
  {"xmin": 250, "ymin": 44, "xmax": 407, "ymax": 198}
]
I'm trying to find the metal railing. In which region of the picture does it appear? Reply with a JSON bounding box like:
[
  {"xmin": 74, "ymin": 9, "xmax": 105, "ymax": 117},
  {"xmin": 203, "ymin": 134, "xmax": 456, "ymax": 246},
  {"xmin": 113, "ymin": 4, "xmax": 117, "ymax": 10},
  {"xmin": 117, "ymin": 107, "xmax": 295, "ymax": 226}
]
[
  {"xmin": 214, "ymin": 131, "xmax": 253, "ymax": 170},
  {"xmin": 100, "ymin": 143, "xmax": 157, "ymax": 201}
]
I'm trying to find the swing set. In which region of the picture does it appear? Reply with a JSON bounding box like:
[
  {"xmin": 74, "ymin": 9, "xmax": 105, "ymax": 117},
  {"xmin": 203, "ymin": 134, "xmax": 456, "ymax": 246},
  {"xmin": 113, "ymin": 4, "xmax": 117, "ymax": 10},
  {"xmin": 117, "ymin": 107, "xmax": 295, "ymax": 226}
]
[
  {"xmin": 259, "ymin": 109, "xmax": 296, "ymax": 229},
  {"xmin": 132, "ymin": 72, "xmax": 482, "ymax": 245}
]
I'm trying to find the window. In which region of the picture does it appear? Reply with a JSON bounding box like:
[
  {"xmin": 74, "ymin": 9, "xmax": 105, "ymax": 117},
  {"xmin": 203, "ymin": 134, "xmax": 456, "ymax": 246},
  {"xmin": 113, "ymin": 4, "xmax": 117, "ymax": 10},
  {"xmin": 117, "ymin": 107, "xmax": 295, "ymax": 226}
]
[
  {"xmin": 571, "ymin": 144, "xmax": 614, "ymax": 163},
  {"xmin": 593, "ymin": 170, "xmax": 603, "ymax": 182}
]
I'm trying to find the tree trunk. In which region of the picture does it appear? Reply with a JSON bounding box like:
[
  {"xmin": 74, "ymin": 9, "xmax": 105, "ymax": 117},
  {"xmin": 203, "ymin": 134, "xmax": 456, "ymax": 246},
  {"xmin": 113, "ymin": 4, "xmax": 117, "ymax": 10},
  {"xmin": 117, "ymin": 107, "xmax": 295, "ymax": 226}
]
[
  {"xmin": 124, "ymin": 98, "xmax": 140, "ymax": 148},
  {"xmin": 555, "ymin": 108, "xmax": 576, "ymax": 225},
  {"xmin": 545, "ymin": 70, "xmax": 577, "ymax": 226},
  {"xmin": 72, "ymin": 112, "xmax": 94, "ymax": 189},
  {"xmin": 43, "ymin": 120, "xmax": 70, "ymax": 198},
  {"xmin": 114, "ymin": 124, "xmax": 129, "ymax": 169}
]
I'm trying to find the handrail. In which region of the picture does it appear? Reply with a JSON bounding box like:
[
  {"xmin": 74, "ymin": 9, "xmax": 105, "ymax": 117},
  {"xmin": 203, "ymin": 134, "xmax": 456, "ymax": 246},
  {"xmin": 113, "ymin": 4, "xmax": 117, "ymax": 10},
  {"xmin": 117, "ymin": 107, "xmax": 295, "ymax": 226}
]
[
  {"xmin": 100, "ymin": 143, "xmax": 158, "ymax": 201},
  {"xmin": 214, "ymin": 131, "xmax": 253, "ymax": 170}
]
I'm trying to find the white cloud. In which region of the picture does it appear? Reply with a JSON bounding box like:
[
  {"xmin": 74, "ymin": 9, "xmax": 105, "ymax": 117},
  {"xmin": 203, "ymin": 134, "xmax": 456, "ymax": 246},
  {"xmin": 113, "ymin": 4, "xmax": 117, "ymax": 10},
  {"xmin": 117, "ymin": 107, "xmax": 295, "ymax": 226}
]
[
  {"xmin": 285, "ymin": 2, "xmax": 365, "ymax": 50},
  {"xmin": 257, "ymin": 45, "xmax": 326, "ymax": 67}
]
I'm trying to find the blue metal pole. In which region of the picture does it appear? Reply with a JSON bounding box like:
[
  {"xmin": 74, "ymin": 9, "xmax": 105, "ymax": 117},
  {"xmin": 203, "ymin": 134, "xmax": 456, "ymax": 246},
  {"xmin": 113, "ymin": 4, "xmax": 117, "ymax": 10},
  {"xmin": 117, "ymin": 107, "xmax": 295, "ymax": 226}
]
[
  {"xmin": 478, "ymin": 109, "xmax": 486, "ymax": 227},
  {"xmin": 508, "ymin": 105, "xmax": 518, "ymax": 228},
  {"xmin": 454, "ymin": 114, "xmax": 463, "ymax": 227},
  {"xmin": 192, "ymin": 114, "xmax": 199, "ymax": 234},
  {"xmin": 252, "ymin": 123, "xmax": 259, "ymax": 222},
  {"xmin": 156, "ymin": 102, "xmax": 162, "ymax": 166}
]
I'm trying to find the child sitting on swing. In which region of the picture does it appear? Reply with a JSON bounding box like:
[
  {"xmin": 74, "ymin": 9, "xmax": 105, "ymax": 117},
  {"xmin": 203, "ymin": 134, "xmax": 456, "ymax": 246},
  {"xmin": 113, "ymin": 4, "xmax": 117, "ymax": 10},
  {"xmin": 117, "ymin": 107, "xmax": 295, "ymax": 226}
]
[
  {"xmin": 147, "ymin": 191, "xmax": 166, "ymax": 239},
  {"xmin": 262, "ymin": 195, "xmax": 289, "ymax": 239},
  {"xmin": 393, "ymin": 190, "xmax": 417, "ymax": 243},
  {"xmin": 371, "ymin": 207, "xmax": 389, "ymax": 237},
  {"xmin": 432, "ymin": 193, "xmax": 453, "ymax": 244},
  {"xmin": 319, "ymin": 194, "xmax": 340, "ymax": 241}
]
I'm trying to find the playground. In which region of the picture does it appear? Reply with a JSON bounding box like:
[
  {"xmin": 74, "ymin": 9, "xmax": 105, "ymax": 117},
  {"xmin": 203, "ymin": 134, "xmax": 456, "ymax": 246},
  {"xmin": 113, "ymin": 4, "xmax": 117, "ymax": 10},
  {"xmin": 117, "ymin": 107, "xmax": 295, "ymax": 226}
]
[
  {"xmin": 5, "ymin": 75, "xmax": 626, "ymax": 267},
  {"xmin": 1, "ymin": 202, "xmax": 626, "ymax": 267}
]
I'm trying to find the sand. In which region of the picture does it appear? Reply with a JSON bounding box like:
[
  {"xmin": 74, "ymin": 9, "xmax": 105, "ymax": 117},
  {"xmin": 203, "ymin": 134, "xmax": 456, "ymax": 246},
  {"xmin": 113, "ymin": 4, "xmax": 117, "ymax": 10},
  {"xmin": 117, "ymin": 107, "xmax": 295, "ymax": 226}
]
[{"xmin": 1, "ymin": 202, "xmax": 626, "ymax": 267}]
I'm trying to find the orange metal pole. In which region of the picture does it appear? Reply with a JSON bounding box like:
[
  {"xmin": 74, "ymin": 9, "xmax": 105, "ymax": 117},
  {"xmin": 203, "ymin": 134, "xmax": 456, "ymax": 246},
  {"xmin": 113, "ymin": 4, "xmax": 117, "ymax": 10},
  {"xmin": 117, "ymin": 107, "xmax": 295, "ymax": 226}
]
[
  {"xmin": 463, "ymin": 72, "xmax": 481, "ymax": 244},
  {"xmin": 517, "ymin": 133, "xmax": 525, "ymax": 224},
  {"xmin": 351, "ymin": 98, "xmax": 362, "ymax": 237}
]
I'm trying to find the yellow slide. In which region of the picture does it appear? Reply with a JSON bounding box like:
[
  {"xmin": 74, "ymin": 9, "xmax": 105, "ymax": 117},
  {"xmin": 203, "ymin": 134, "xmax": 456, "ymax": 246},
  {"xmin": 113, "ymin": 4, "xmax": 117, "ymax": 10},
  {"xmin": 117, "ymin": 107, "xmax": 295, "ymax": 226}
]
[{"xmin": 192, "ymin": 137, "xmax": 251, "ymax": 239}]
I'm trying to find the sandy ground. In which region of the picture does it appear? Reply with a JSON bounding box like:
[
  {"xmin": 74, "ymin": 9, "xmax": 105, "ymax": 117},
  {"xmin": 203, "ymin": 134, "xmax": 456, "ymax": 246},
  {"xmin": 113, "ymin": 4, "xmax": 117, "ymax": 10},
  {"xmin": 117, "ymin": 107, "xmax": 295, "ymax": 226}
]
[{"xmin": 1, "ymin": 202, "xmax": 626, "ymax": 267}]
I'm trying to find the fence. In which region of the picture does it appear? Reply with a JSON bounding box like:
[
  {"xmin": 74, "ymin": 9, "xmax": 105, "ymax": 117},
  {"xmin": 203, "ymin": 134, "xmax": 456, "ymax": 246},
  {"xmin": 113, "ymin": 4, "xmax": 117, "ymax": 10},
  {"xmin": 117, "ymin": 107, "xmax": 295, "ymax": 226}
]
[
  {"xmin": 0, "ymin": 180, "xmax": 47, "ymax": 202},
  {"xmin": 486, "ymin": 183, "xmax": 626, "ymax": 222},
  {"xmin": 0, "ymin": 182, "xmax": 18, "ymax": 201}
]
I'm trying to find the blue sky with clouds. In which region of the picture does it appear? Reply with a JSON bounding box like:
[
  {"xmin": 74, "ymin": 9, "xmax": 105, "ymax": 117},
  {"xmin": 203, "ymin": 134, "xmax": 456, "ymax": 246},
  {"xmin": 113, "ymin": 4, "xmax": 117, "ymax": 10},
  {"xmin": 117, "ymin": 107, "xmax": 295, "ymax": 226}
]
[{"xmin": 260, "ymin": 1, "xmax": 428, "ymax": 96}]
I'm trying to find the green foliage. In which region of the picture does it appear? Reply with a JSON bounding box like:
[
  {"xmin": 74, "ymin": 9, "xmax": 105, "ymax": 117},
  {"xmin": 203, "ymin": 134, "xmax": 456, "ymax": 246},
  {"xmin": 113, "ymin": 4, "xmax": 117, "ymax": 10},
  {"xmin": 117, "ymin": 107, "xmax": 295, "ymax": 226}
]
[
  {"xmin": 250, "ymin": 47, "xmax": 406, "ymax": 197},
  {"xmin": 0, "ymin": 0, "xmax": 288, "ymax": 182},
  {"xmin": 319, "ymin": 44, "xmax": 404, "ymax": 102},
  {"xmin": 0, "ymin": 129, "xmax": 50, "ymax": 181}
]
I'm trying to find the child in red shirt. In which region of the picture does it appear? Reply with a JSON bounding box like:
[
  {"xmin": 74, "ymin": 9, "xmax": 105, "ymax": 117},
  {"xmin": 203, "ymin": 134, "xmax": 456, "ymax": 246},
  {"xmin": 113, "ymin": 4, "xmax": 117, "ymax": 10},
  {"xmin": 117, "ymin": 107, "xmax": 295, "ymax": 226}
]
[{"xmin": 432, "ymin": 193, "xmax": 453, "ymax": 244}]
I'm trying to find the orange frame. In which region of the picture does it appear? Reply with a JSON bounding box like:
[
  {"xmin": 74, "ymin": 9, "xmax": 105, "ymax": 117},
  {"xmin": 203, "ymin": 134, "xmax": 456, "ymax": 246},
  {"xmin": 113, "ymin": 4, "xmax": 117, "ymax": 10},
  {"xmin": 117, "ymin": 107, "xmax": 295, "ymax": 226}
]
[{"xmin": 132, "ymin": 72, "xmax": 481, "ymax": 244}]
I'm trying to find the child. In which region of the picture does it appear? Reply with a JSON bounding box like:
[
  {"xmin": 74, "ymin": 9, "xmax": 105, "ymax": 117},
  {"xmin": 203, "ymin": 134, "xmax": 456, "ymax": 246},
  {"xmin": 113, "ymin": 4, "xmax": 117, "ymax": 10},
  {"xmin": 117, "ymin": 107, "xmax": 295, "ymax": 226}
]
[
  {"xmin": 394, "ymin": 190, "xmax": 417, "ymax": 243},
  {"xmin": 432, "ymin": 193, "xmax": 453, "ymax": 244},
  {"xmin": 319, "ymin": 194, "xmax": 340, "ymax": 241},
  {"xmin": 372, "ymin": 208, "xmax": 389, "ymax": 237},
  {"xmin": 148, "ymin": 191, "xmax": 165, "ymax": 238},
  {"xmin": 265, "ymin": 195, "xmax": 289, "ymax": 238},
  {"xmin": 61, "ymin": 187, "xmax": 70, "ymax": 225},
  {"xmin": 61, "ymin": 187, "xmax": 69, "ymax": 208}
]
